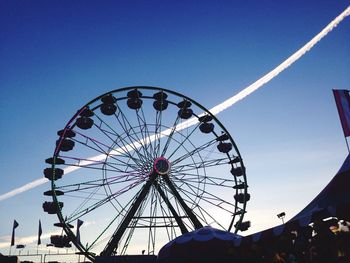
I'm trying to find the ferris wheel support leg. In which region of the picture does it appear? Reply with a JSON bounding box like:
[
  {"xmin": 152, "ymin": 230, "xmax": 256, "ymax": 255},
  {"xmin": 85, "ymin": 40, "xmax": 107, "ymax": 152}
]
[
  {"xmin": 153, "ymin": 180, "xmax": 189, "ymax": 234},
  {"xmin": 162, "ymin": 175, "xmax": 203, "ymax": 229},
  {"xmin": 101, "ymin": 174, "xmax": 157, "ymax": 256}
]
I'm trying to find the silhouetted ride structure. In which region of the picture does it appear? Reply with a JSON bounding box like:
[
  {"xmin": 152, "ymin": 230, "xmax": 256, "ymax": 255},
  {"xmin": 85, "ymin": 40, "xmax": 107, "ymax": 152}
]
[{"xmin": 42, "ymin": 86, "xmax": 249, "ymax": 261}]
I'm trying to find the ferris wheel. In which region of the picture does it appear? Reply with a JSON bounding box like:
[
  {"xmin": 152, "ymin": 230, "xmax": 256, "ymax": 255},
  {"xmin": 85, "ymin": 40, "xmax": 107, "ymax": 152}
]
[{"xmin": 42, "ymin": 86, "xmax": 249, "ymax": 261}]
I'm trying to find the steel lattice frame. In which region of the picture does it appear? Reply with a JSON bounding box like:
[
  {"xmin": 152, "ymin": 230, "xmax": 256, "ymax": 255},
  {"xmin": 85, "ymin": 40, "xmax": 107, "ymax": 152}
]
[{"xmin": 43, "ymin": 86, "xmax": 249, "ymax": 261}]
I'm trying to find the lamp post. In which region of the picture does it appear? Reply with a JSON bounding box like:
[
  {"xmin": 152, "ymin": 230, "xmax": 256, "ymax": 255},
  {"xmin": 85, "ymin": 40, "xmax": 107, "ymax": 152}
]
[{"xmin": 277, "ymin": 212, "xmax": 286, "ymax": 224}]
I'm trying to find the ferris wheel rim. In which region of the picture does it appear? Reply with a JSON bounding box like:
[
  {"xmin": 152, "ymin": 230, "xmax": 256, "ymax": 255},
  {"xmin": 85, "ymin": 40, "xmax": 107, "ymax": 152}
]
[{"xmin": 44, "ymin": 86, "xmax": 248, "ymax": 260}]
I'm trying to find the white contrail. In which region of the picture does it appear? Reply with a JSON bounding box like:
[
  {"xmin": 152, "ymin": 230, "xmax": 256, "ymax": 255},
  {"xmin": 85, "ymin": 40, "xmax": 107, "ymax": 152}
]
[
  {"xmin": 1, "ymin": 6, "xmax": 349, "ymax": 202},
  {"xmin": 209, "ymin": 5, "xmax": 350, "ymax": 115}
]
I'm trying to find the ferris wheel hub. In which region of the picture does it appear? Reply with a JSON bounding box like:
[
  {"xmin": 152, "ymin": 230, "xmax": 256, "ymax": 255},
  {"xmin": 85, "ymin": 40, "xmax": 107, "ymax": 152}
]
[{"xmin": 153, "ymin": 157, "xmax": 171, "ymax": 176}]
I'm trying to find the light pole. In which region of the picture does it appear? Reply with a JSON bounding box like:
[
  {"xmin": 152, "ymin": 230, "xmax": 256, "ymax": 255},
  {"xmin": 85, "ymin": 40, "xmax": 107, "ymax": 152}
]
[{"xmin": 277, "ymin": 212, "xmax": 286, "ymax": 224}]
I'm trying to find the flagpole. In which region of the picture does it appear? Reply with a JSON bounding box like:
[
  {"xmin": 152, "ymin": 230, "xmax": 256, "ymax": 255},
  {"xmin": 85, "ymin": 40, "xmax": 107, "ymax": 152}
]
[
  {"xmin": 333, "ymin": 89, "xmax": 350, "ymax": 154},
  {"xmin": 345, "ymin": 137, "xmax": 350, "ymax": 154},
  {"xmin": 37, "ymin": 219, "xmax": 42, "ymax": 256},
  {"xmin": 10, "ymin": 220, "xmax": 19, "ymax": 256}
]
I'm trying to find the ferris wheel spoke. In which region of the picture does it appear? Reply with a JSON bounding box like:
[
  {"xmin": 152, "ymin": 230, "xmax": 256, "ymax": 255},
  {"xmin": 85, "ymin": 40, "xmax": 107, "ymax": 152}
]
[
  {"xmin": 172, "ymin": 173, "xmax": 235, "ymax": 188},
  {"xmin": 171, "ymin": 157, "xmax": 229, "ymax": 172},
  {"xmin": 114, "ymin": 106, "xmax": 154, "ymax": 162},
  {"xmin": 173, "ymin": 177, "xmax": 233, "ymax": 189},
  {"xmin": 161, "ymin": 175, "xmax": 202, "ymax": 229},
  {"xmin": 56, "ymin": 180, "xmax": 107, "ymax": 193},
  {"xmin": 170, "ymin": 139, "xmax": 217, "ymax": 165},
  {"xmin": 161, "ymin": 99, "xmax": 196, "ymax": 157},
  {"xmin": 154, "ymin": 189, "xmax": 174, "ymax": 241},
  {"xmin": 71, "ymin": 134, "xmax": 111, "ymax": 157},
  {"xmin": 153, "ymin": 180, "xmax": 188, "ymax": 234},
  {"xmin": 153, "ymin": 110, "xmax": 163, "ymax": 158},
  {"xmin": 160, "ymin": 114, "xmax": 181, "ymax": 157},
  {"xmin": 166, "ymin": 121, "xmax": 202, "ymax": 160},
  {"xmin": 173, "ymin": 179, "xmax": 235, "ymax": 214},
  {"xmin": 170, "ymin": 171, "xmax": 203, "ymax": 180},
  {"xmin": 60, "ymin": 161, "xmax": 139, "ymax": 174},
  {"xmin": 196, "ymin": 203, "xmax": 227, "ymax": 229},
  {"xmin": 120, "ymin": 189, "xmax": 151, "ymax": 255},
  {"xmin": 159, "ymin": 180, "xmax": 182, "ymax": 217},
  {"xmin": 73, "ymin": 130, "xmax": 117, "ymax": 153},
  {"xmin": 86, "ymin": 115, "xmax": 120, "ymax": 144},
  {"xmin": 65, "ymin": 182, "xmax": 104, "ymax": 223},
  {"xmin": 158, "ymin": 179, "xmax": 185, "ymax": 225},
  {"xmin": 147, "ymin": 187, "xmax": 158, "ymax": 254},
  {"xmin": 161, "ymin": 183, "xmax": 209, "ymax": 227},
  {"xmin": 92, "ymin": 108, "xmax": 151, "ymax": 164},
  {"xmin": 164, "ymin": 185, "xmax": 197, "ymax": 233},
  {"xmin": 95, "ymin": 113, "xmax": 150, "ymax": 166},
  {"xmin": 70, "ymin": 131, "xmax": 144, "ymax": 168},
  {"xmin": 169, "ymin": 175, "xmax": 202, "ymax": 202},
  {"xmin": 195, "ymin": 204, "xmax": 211, "ymax": 226},
  {"xmin": 177, "ymin": 177, "xmax": 234, "ymax": 207},
  {"xmin": 87, "ymin": 191, "xmax": 141, "ymax": 251},
  {"xmin": 95, "ymin": 125, "xmax": 146, "ymax": 165},
  {"xmin": 89, "ymin": 116, "xmax": 148, "ymax": 167},
  {"xmin": 59, "ymin": 154, "xmax": 140, "ymax": 172},
  {"xmin": 158, "ymin": 185, "xmax": 194, "ymax": 232},
  {"xmin": 101, "ymin": 174, "xmax": 157, "ymax": 256},
  {"xmin": 135, "ymin": 111, "xmax": 152, "ymax": 161},
  {"xmin": 157, "ymin": 200, "xmax": 172, "ymax": 241},
  {"xmin": 66, "ymin": 177, "xmax": 146, "ymax": 223},
  {"xmin": 163, "ymin": 182, "xmax": 224, "ymax": 228},
  {"xmin": 56, "ymin": 172, "xmax": 144, "ymax": 194},
  {"xmin": 135, "ymin": 107, "xmax": 155, "ymax": 159},
  {"xmin": 64, "ymin": 193, "xmax": 104, "ymax": 201},
  {"xmin": 169, "ymin": 175, "xmax": 233, "ymax": 213}
]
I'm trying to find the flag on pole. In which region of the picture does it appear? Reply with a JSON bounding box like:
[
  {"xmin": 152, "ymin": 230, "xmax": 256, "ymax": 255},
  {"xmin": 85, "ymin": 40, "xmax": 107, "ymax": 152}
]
[
  {"xmin": 11, "ymin": 220, "xmax": 19, "ymax": 246},
  {"xmin": 38, "ymin": 220, "xmax": 42, "ymax": 245},
  {"xmin": 333, "ymin": 89, "xmax": 350, "ymax": 137},
  {"xmin": 76, "ymin": 219, "xmax": 84, "ymax": 243}
]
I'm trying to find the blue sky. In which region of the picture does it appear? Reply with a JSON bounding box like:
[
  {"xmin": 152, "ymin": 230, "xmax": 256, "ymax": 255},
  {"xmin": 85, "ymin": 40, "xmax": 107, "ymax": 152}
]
[{"xmin": 0, "ymin": 0, "xmax": 349, "ymax": 259}]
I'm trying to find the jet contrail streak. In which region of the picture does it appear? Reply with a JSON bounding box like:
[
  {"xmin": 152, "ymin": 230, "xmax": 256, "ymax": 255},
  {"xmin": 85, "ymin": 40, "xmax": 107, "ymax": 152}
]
[
  {"xmin": 209, "ymin": 6, "xmax": 350, "ymax": 115},
  {"xmin": 1, "ymin": 6, "xmax": 349, "ymax": 202}
]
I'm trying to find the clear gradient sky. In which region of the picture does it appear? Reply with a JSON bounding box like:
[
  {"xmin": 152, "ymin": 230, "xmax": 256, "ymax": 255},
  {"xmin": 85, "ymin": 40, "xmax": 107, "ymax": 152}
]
[{"xmin": 0, "ymin": 0, "xmax": 349, "ymax": 259}]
